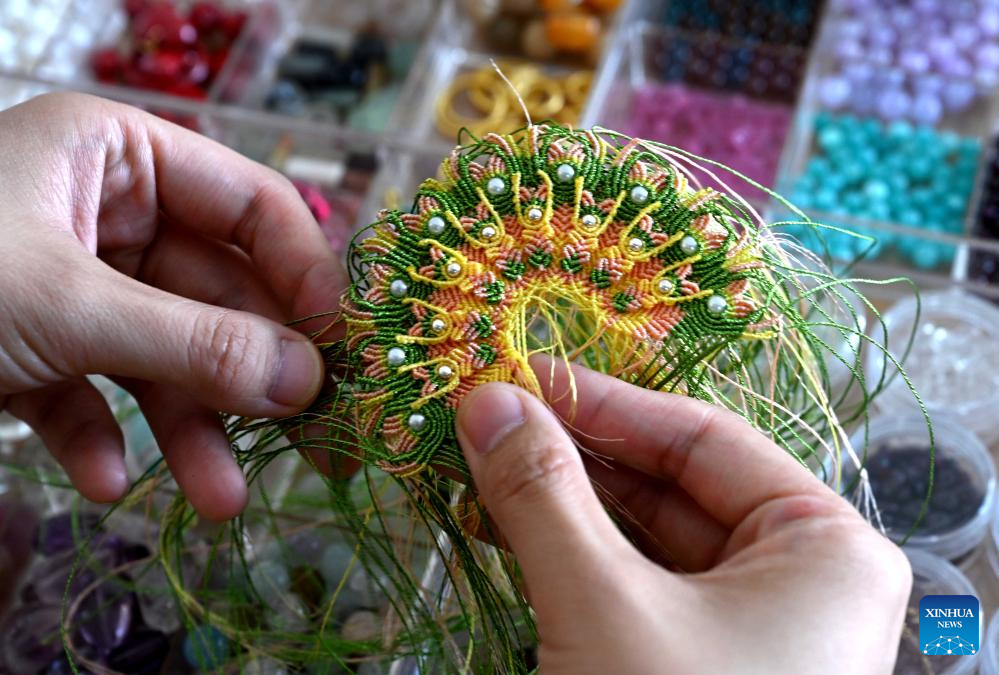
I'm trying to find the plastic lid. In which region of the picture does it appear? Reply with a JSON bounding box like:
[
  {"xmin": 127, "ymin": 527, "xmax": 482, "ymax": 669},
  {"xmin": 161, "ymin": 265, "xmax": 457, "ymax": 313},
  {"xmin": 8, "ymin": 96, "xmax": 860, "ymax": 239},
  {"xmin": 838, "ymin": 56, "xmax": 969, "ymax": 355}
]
[
  {"xmin": 898, "ymin": 549, "xmax": 981, "ymax": 675},
  {"xmin": 847, "ymin": 414, "xmax": 996, "ymax": 562},
  {"xmin": 982, "ymin": 611, "xmax": 999, "ymax": 675},
  {"xmin": 865, "ymin": 290, "xmax": 999, "ymax": 443}
]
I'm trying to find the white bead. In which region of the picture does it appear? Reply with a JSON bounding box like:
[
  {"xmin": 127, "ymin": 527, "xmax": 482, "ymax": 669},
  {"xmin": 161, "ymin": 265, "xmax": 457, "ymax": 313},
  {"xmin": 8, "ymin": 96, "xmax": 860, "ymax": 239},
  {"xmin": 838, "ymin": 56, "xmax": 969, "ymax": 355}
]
[
  {"xmin": 431, "ymin": 318, "xmax": 446, "ymax": 333},
  {"xmin": 427, "ymin": 216, "xmax": 446, "ymax": 234},
  {"xmin": 386, "ymin": 347, "xmax": 406, "ymax": 367},
  {"xmin": 389, "ymin": 279, "xmax": 408, "ymax": 298},
  {"xmin": 486, "ymin": 177, "xmax": 506, "ymax": 195},
  {"xmin": 657, "ymin": 278, "xmax": 674, "ymax": 294},
  {"xmin": 407, "ymin": 413, "xmax": 426, "ymax": 432},
  {"xmin": 581, "ymin": 214, "xmax": 599, "ymax": 228},
  {"xmin": 680, "ymin": 236, "xmax": 699, "ymax": 255},
  {"xmin": 556, "ymin": 163, "xmax": 576, "ymax": 183},
  {"xmin": 481, "ymin": 225, "xmax": 497, "ymax": 239},
  {"xmin": 707, "ymin": 295, "xmax": 728, "ymax": 315},
  {"xmin": 527, "ymin": 207, "xmax": 543, "ymax": 222},
  {"xmin": 628, "ymin": 237, "xmax": 644, "ymax": 252},
  {"xmin": 437, "ymin": 365, "xmax": 454, "ymax": 380},
  {"xmin": 630, "ymin": 185, "xmax": 650, "ymax": 204},
  {"xmin": 445, "ymin": 262, "xmax": 462, "ymax": 277}
]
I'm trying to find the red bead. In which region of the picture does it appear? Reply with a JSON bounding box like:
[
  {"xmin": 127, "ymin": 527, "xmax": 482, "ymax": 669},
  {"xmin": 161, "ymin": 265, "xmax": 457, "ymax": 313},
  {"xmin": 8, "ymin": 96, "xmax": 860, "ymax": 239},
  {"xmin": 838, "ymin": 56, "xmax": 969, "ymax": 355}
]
[
  {"xmin": 133, "ymin": 50, "xmax": 186, "ymax": 88},
  {"xmin": 132, "ymin": 5, "xmax": 198, "ymax": 50},
  {"xmin": 90, "ymin": 48, "xmax": 125, "ymax": 83},
  {"xmin": 188, "ymin": 2, "xmax": 224, "ymax": 32},
  {"xmin": 220, "ymin": 11, "xmax": 247, "ymax": 42},
  {"xmin": 124, "ymin": 0, "xmax": 156, "ymax": 18},
  {"xmin": 208, "ymin": 47, "xmax": 230, "ymax": 78}
]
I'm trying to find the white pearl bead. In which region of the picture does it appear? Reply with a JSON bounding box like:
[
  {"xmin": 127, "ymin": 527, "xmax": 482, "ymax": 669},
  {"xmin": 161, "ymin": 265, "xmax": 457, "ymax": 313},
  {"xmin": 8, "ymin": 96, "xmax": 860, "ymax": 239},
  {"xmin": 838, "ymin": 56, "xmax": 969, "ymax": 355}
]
[
  {"xmin": 386, "ymin": 347, "xmax": 406, "ymax": 367},
  {"xmin": 445, "ymin": 262, "xmax": 462, "ymax": 277},
  {"xmin": 427, "ymin": 216, "xmax": 446, "ymax": 234},
  {"xmin": 630, "ymin": 185, "xmax": 650, "ymax": 204},
  {"xmin": 431, "ymin": 318, "xmax": 446, "ymax": 333},
  {"xmin": 556, "ymin": 163, "xmax": 576, "ymax": 183},
  {"xmin": 481, "ymin": 225, "xmax": 497, "ymax": 239},
  {"xmin": 527, "ymin": 207, "xmax": 543, "ymax": 222},
  {"xmin": 581, "ymin": 214, "xmax": 599, "ymax": 228},
  {"xmin": 628, "ymin": 237, "xmax": 644, "ymax": 252},
  {"xmin": 486, "ymin": 177, "xmax": 506, "ymax": 195},
  {"xmin": 389, "ymin": 279, "xmax": 408, "ymax": 298},
  {"xmin": 657, "ymin": 278, "xmax": 674, "ymax": 294},
  {"xmin": 680, "ymin": 236, "xmax": 699, "ymax": 255},
  {"xmin": 707, "ymin": 295, "xmax": 728, "ymax": 315},
  {"xmin": 407, "ymin": 413, "xmax": 426, "ymax": 432},
  {"xmin": 437, "ymin": 365, "xmax": 454, "ymax": 380}
]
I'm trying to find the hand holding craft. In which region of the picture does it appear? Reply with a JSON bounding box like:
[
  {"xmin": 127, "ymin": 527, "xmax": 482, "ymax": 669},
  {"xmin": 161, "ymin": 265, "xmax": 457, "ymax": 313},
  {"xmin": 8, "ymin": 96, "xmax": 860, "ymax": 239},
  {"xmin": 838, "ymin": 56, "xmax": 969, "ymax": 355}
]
[
  {"xmin": 0, "ymin": 93, "xmax": 343, "ymax": 520},
  {"xmin": 456, "ymin": 358, "xmax": 912, "ymax": 675}
]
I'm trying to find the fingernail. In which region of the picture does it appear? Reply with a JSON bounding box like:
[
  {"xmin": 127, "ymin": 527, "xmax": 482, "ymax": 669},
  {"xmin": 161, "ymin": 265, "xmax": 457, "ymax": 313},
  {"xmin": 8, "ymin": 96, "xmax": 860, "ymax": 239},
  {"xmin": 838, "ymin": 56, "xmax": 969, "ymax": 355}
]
[
  {"xmin": 459, "ymin": 385, "xmax": 526, "ymax": 454},
  {"xmin": 269, "ymin": 338, "xmax": 321, "ymax": 408}
]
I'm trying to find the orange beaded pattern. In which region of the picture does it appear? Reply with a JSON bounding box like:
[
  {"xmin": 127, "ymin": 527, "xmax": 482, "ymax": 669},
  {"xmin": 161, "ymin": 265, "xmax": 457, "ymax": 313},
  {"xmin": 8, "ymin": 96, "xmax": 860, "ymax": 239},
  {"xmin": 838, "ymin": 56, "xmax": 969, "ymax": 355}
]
[{"xmin": 342, "ymin": 124, "xmax": 776, "ymax": 474}]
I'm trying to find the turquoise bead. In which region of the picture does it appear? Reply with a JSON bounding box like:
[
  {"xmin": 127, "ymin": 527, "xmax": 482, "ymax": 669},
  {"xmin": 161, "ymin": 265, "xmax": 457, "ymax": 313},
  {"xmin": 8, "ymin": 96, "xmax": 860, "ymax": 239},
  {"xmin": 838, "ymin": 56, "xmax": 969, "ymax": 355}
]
[
  {"xmin": 896, "ymin": 209, "xmax": 922, "ymax": 227},
  {"xmin": 863, "ymin": 202, "xmax": 891, "ymax": 221},
  {"xmin": 817, "ymin": 126, "xmax": 845, "ymax": 151},
  {"xmin": 840, "ymin": 162, "xmax": 865, "ymax": 183},
  {"xmin": 843, "ymin": 192, "xmax": 866, "ymax": 212},
  {"xmin": 863, "ymin": 179, "xmax": 890, "ymax": 202},
  {"xmin": 909, "ymin": 243, "xmax": 943, "ymax": 270},
  {"xmin": 813, "ymin": 188, "xmax": 838, "ymax": 211}
]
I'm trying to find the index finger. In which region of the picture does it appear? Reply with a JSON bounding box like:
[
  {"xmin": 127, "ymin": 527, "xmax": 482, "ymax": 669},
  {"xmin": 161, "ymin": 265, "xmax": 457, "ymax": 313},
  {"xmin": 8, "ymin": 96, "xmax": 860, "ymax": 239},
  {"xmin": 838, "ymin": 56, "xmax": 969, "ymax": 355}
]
[
  {"xmin": 125, "ymin": 101, "xmax": 347, "ymax": 324},
  {"xmin": 531, "ymin": 355, "xmax": 832, "ymax": 529}
]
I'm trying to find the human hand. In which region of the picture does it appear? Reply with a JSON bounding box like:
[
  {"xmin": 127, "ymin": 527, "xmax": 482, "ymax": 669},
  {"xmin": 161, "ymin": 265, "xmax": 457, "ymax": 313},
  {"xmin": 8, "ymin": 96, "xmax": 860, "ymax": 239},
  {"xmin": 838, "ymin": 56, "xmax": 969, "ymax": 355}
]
[
  {"xmin": 455, "ymin": 359, "xmax": 911, "ymax": 675},
  {"xmin": 0, "ymin": 93, "xmax": 344, "ymax": 520}
]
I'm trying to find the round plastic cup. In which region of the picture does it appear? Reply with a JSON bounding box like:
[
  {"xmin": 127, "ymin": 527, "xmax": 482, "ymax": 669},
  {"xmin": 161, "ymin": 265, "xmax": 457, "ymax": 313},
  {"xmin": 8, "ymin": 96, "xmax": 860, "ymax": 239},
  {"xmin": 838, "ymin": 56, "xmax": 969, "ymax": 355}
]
[
  {"xmin": 847, "ymin": 414, "xmax": 996, "ymax": 562},
  {"xmin": 897, "ymin": 549, "xmax": 981, "ymax": 675},
  {"xmin": 864, "ymin": 290, "xmax": 999, "ymax": 444},
  {"xmin": 981, "ymin": 611, "xmax": 999, "ymax": 675}
]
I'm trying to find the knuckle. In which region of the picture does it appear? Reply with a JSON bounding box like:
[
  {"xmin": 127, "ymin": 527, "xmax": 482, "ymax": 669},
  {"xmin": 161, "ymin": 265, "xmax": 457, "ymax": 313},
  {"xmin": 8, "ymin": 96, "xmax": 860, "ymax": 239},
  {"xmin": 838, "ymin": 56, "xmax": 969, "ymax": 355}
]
[
  {"xmin": 191, "ymin": 310, "xmax": 267, "ymax": 395},
  {"xmin": 486, "ymin": 437, "xmax": 580, "ymax": 506}
]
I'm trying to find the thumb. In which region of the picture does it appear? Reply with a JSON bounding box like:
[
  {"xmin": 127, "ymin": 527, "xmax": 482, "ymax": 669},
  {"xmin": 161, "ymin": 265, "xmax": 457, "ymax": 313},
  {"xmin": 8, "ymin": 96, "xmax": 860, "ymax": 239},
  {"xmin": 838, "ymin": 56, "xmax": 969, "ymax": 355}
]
[
  {"xmin": 66, "ymin": 271, "xmax": 323, "ymax": 417},
  {"xmin": 456, "ymin": 383, "xmax": 634, "ymax": 622}
]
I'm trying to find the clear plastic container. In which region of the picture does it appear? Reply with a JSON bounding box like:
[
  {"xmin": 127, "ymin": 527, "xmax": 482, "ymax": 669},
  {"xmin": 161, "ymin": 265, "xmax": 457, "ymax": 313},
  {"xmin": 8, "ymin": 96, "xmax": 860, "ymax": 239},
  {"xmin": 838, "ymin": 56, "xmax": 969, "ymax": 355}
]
[
  {"xmin": 897, "ymin": 549, "xmax": 981, "ymax": 675},
  {"xmin": 982, "ymin": 610, "xmax": 999, "ymax": 675},
  {"xmin": 864, "ymin": 289, "xmax": 999, "ymax": 444},
  {"xmin": 847, "ymin": 414, "xmax": 996, "ymax": 562}
]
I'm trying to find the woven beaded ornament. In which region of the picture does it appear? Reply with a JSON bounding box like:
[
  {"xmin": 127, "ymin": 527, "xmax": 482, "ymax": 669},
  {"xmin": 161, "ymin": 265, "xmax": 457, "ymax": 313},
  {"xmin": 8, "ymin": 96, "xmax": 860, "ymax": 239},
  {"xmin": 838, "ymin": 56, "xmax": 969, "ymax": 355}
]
[
  {"xmin": 342, "ymin": 124, "xmax": 781, "ymax": 474},
  {"xmin": 211, "ymin": 122, "xmax": 921, "ymax": 673}
]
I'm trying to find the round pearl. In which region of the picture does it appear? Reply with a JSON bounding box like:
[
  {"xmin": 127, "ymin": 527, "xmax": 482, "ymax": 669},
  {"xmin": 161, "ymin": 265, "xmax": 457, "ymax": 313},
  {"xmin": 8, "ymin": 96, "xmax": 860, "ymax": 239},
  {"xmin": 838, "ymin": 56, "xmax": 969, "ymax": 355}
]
[
  {"xmin": 431, "ymin": 318, "xmax": 446, "ymax": 333},
  {"xmin": 445, "ymin": 262, "xmax": 462, "ymax": 277},
  {"xmin": 630, "ymin": 185, "xmax": 650, "ymax": 204},
  {"xmin": 581, "ymin": 214, "xmax": 599, "ymax": 228},
  {"xmin": 706, "ymin": 295, "xmax": 727, "ymax": 315},
  {"xmin": 556, "ymin": 163, "xmax": 576, "ymax": 183},
  {"xmin": 680, "ymin": 236, "xmax": 699, "ymax": 254},
  {"xmin": 436, "ymin": 365, "xmax": 454, "ymax": 380},
  {"xmin": 481, "ymin": 225, "xmax": 497, "ymax": 239},
  {"xmin": 389, "ymin": 279, "xmax": 408, "ymax": 298},
  {"xmin": 407, "ymin": 413, "xmax": 426, "ymax": 432},
  {"xmin": 527, "ymin": 207, "xmax": 543, "ymax": 222},
  {"xmin": 486, "ymin": 177, "xmax": 506, "ymax": 195},
  {"xmin": 386, "ymin": 347, "xmax": 406, "ymax": 367},
  {"xmin": 657, "ymin": 278, "xmax": 674, "ymax": 294},
  {"xmin": 627, "ymin": 237, "xmax": 644, "ymax": 252},
  {"xmin": 427, "ymin": 216, "xmax": 446, "ymax": 234}
]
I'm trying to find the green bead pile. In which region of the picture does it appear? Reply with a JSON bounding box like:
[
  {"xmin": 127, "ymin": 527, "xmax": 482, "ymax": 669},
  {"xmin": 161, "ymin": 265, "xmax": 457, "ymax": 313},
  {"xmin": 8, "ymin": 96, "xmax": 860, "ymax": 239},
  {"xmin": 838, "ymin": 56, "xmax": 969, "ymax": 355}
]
[{"xmin": 788, "ymin": 113, "xmax": 980, "ymax": 270}]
